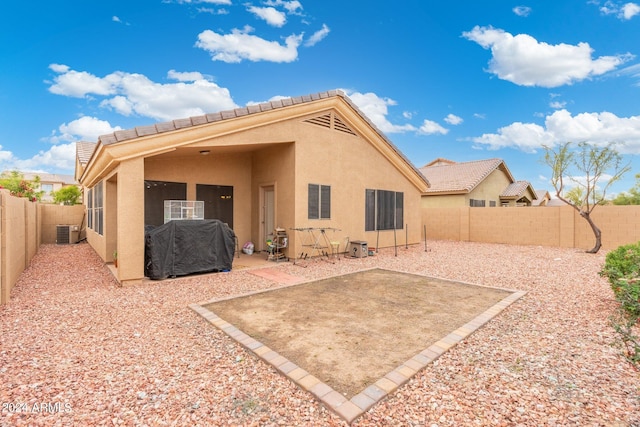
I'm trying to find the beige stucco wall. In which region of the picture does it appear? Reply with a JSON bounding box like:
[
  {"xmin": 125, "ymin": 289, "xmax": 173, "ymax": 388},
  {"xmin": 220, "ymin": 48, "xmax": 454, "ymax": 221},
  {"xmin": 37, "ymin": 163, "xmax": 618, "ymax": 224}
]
[
  {"xmin": 422, "ymin": 169, "xmax": 512, "ymax": 208},
  {"xmin": 38, "ymin": 204, "xmax": 85, "ymax": 244},
  {"xmin": 145, "ymin": 151, "xmax": 254, "ymax": 246},
  {"xmin": 0, "ymin": 190, "xmax": 41, "ymax": 304},
  {"xmin": 423, "ymin": 205, "xmax": 640, "ymax": 251}
]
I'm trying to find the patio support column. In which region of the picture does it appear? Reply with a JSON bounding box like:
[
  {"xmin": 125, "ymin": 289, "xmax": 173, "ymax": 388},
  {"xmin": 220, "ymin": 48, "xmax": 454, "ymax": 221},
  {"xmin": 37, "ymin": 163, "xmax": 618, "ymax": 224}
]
[{"xmin": 116, "ymin": 157, "xmax": 145, "ymax": 285}]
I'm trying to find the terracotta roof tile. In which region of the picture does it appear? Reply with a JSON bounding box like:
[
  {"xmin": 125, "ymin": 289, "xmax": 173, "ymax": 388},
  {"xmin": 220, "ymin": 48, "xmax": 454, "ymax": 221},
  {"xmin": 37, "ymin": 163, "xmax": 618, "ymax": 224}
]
[
  {"xmin": 205, "ymin": 112, "xmax": 223, "ymax": 122},
  {"xmin": 190, "ymin": 115, "xmax": 207, "ymax": 126},
  {"xmin": 155, "ymin": 121, "xmax": 176, "ymax": 132},
  {"xmin": 501, "ymin": 181, "xmax": 531, "ymax": 198},
  {"xmin": 136, "ymin": 125, "xmax": 158, "ymax": 136},
  {"xmin": 76, "ymin": 141, "xmax": 97, "ymax": 164},
  {"xmin": 92, "ymin": 89, "xmax": 429, "ymax": 189},
  {"xmin": 173, "ymin": 118, "xmax": 193, "ymax": 129},
  {"xmin": 420, "ymin": 158, "xmax": 505, "ymax": 194},
  {"xmin": 115, "ymin": 129, "xmax": 138, "ymax": 141}
]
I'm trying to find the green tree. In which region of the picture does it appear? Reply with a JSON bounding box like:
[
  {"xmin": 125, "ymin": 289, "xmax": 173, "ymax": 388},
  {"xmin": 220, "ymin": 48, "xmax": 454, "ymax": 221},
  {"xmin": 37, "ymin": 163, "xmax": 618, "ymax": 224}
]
[
  {"xmin": 0, "ymin": 170, "xmax": 44, "ymax": 201},
  {"xmin": 543, "ymin": 142, "xmax": 631, "ymax": 253},
  {"xmin": 612, "ymin": 173, "xmax": 640, "ymax": 205},
  {"xmin": 52, "ymin": 185, "xmax": 82, "ymax": 205}
]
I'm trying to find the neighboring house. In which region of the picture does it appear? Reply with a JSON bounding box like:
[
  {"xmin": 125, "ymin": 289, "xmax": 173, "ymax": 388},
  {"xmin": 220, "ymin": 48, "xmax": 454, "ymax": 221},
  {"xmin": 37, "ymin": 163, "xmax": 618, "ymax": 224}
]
[
  {"xmin": 419, "ymin": 158, "xmax": 537, "ymax": 207},
  {"xmin": 75, "ymin": 141, "xmax": 97, "ymax": 182},
  {"xmin": 532, "ymin": 189, "xmax": 551, "ymax": 206},
  {"xmin": 4, "ymin": 171, "xmax": 78, "ymax": 203},
  {"xmin": 76, "ymin": 90, "xmax": 430, "ymax": 285}
]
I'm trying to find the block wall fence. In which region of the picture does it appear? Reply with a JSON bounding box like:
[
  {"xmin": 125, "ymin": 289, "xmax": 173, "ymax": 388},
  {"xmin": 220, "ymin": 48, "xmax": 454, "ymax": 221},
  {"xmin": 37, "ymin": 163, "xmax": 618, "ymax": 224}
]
[
  {"xmin": 1, "ymin": 190, "xmax": 84, "ymax": 304},
  {"xmin": 422, "ymin": 205, "xmax": 640, "ymax": 251}
]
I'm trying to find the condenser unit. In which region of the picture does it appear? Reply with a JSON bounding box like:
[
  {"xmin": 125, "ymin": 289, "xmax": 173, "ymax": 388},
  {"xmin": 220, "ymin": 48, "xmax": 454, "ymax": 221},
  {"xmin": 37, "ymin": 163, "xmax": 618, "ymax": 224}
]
[{"xmin": 56, "ymin": 225, "xmax": 80, "ymax": 244}]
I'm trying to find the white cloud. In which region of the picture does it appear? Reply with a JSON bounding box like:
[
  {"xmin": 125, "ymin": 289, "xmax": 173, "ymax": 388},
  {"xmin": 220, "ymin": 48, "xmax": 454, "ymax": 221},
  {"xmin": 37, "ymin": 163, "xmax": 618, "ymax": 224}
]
[
  {"xmin": 49, "ymin": 116, "xmax": 122, "ymax": 144},
  {"xmin": 48, "ymin": 65, "xmax": 238, "ymax": 121},
  {"xmin": 48, "ymin": 64, "xmax": 115, "ymax": 97},
  {"xmin": 13, "ymin": 143, "xmax": 77, "ymax": 172},
  {"xmin": 0, "ymin": 117, "xmax": 123, "ymax": 174},
  {"xmin": 444, "ymin": 113, "xmax": 463, "ymax": 125},
  {"xmin": 419, "ymin": 120, "xmax": 449, "ymax": 135},
  {"xmin": 344, "ymin": 91, "xmax": 417, "ymax": 134},
  {"xmin": 245, "ymin": 95, "xmax": 290, "ymax": 106},
  {"xmin": 305, "ymin": 24, "xmax": 330, "ymax": 47},
  {"xmin": 599, "ymin": 1, "xmax": 640, "ymax": 19},
  {"xmin": 247, "ymin": 6, "xmax": 287, "ymax": 27},
  {"xmin": 264, "ymin": 0, "xmax": 303, "ymax": 15},
  {"xmin": 622, "ymin": 2, "xmax": 640, "ymax": 19},
  {"xmin": 513, "ymin": 6, "xmax": 532, "ymax": 16},
  {"xmin": 470, "ymin": 109, "xmax": 640, "ymax": 153},
  {"xmin": 196, "ymin": 26, "xmax": 302, "ymax": 63},
  {"xmin": 549, "ymin": 100, "xmax": 567, "ymax": 109},
  {"xmin": 462, "ymin": 26, "xmax": 632, "ymax": 87}
]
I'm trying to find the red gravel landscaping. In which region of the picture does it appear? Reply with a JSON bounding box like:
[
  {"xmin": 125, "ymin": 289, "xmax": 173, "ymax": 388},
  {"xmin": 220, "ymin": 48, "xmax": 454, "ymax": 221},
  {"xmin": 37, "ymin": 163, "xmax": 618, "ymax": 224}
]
[{"xmin": 1, "ymin": 241, "xmax": 639, "ymax": 426}]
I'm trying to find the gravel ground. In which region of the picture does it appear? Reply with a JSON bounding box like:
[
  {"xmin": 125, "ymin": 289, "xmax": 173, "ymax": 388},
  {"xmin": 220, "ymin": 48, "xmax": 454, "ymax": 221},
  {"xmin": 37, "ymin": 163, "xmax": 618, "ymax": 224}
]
[{"xmin": 1, "ymin": 241, "xmax": 638, "ymax": 426}]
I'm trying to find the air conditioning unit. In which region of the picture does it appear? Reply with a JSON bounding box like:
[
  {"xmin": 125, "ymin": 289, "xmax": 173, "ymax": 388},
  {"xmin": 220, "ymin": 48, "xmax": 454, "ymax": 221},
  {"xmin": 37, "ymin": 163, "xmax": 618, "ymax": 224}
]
[
  {"xmin": 348, "ymin": 240, "xmax": 368, "ymax": 258},
  {"xmin": 56, "ymin": 225, "xmax": 80, "ymax": 244}
]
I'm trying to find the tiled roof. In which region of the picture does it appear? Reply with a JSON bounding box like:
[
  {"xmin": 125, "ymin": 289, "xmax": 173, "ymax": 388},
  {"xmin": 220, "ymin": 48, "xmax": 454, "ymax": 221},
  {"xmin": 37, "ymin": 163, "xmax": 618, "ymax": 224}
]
[
  {"xmin": 93, "ymin": 89, "xmax": 429, "ymax": 187},
  {"xmin": 99, "ymin": 90, "xmax": 345, "ymax": 145},
  {"xmin": 20, "ymin": 172, "xmax": 77, "ymax": 185},
  {"xmin": 500, "ymin": 181, "xmax": 532, "ymax": 198},
  {"xmin": 76, "ymin": 141, "xmax": 97, "ymax": 164},
  {"xmin": 419, "ymin": 158, "xmax": 507, "ymax": 194}
]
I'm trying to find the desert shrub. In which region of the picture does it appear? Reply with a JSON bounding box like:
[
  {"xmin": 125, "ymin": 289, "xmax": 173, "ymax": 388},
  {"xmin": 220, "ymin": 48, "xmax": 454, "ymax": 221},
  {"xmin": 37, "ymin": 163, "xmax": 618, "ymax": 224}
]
[{"xmin": 600, "ymin": 241, "xmax": 640, "ymax": 367}]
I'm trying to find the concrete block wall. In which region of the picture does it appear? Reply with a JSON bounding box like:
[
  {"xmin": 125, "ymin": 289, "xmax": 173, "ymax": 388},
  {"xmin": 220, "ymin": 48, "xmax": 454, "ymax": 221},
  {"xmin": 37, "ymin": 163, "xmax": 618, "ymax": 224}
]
[
  {"xmin": 38, "ymin": 204, "xmax": 85, "ymax": 244},
  {"xmin": 1, "ymin": 190, "xmax": 84, "ymax": 305},
  {"xmin": 423, "ymin": 205, "xmax": 640, "ymax": 251}
]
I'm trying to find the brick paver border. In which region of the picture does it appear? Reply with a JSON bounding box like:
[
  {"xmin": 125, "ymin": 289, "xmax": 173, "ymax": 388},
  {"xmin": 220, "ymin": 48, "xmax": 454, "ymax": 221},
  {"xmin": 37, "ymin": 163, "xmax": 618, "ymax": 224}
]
[{"xmin": 190, "ymin": 270, "xmax": 526, "ymax": 424}]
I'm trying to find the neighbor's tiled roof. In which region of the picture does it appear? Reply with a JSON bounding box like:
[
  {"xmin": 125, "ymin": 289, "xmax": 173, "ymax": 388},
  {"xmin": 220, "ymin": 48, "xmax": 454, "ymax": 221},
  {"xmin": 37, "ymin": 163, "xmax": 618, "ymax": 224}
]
[
  {"xmin": 20, "ymin": 172, "xmax": 77, "ymax": 185},
  {"xmin": 93, "ymin": 89, "xmax": 429, "ymax": 187},
  {"xmin": 500, "ymin": 181, "xmax": 533, "ymax": 199},
  {"xmin": 419, "ymin": 158, "xmax": 508, "ymax": 194},
  {"xmin": 76, "ymin": 141, "xmax": 97, "ymax": 165}
]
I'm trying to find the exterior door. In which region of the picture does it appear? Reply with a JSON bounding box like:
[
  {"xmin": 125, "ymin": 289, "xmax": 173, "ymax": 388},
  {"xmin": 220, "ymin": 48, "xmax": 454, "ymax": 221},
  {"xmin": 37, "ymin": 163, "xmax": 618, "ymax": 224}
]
[{"xmin": 261, "ymin": 185, "xmax": 274, "ymax": 251}]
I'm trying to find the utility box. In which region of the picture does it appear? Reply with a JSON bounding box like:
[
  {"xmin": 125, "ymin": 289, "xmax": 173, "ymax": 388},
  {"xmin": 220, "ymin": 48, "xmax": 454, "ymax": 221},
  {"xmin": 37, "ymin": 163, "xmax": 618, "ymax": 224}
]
[
  {"xmin": 56, "ymin": 225, "xmax": 80, "ymax": 244},
  {"xmin": 348, "ymin": 240, "xmax": 368, "ymax": 258}
]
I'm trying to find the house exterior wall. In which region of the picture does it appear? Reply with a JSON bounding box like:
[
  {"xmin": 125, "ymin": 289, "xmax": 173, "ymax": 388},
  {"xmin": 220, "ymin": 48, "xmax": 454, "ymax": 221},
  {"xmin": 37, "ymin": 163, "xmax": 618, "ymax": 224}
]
[
  {"xmin": 78, "ymin": 96, "xmax": 428, "ymax": 280},
  {"xmin": 251, "ymin": 144, "xmax": 296, "ymax": 251},
  {"xmin": 293, "ymin": 120, "xmax": 424, "ymax": 251},
  {"xmin": 421, "ymin": 169, "xmax": 512, "ymax": 208}
]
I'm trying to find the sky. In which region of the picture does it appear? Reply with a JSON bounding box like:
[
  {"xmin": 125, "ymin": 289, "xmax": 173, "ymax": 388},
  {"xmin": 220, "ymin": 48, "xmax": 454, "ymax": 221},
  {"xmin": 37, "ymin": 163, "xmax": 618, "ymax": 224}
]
[{"xmin": 1, "ymin": 0, "xmax": 640, "ymax": 196}]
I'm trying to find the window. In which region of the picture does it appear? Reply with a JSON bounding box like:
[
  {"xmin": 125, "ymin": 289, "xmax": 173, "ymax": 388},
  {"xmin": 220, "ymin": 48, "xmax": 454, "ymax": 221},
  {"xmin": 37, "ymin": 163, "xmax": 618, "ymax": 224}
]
[
  {"xmin": 94, "ymin": 181, "xmax": 103, "ymax": 235},
  {"xmin": 489, "ymin": 201, "xmax": 496, "ymax": 207},
  {"xmin": 87, "ymin": 188, "xmax": 93, "ymax": 229},
  {"xmin": 308, "ymin": 184, "xmax": 331, "ymax": 219},
  {"xmin": 41, "ymin": 183, "xmax": 53, "ymax": 193},
  {"xmin": 470, "ymin": 198, "xmax": 486, "ymax": 207},
  {"xmin": 365, "ymin": 189, "xmax": 404, "ymax": 231}
]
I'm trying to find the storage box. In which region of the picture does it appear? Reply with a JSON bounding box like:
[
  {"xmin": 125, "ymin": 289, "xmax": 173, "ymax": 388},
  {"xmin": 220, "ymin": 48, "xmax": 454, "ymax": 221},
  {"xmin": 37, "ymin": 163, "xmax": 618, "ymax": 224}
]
[{"xmin": 348, "ymin": 240, "xmax": 368, "ymax": 258}]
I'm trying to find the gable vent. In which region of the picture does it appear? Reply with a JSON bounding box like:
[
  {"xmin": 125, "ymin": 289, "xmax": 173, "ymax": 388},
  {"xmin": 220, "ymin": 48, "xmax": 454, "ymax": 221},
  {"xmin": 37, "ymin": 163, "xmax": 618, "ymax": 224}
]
[{"xmin": 304, "ymin": 112, "xmax": 357, "ymax": 136}]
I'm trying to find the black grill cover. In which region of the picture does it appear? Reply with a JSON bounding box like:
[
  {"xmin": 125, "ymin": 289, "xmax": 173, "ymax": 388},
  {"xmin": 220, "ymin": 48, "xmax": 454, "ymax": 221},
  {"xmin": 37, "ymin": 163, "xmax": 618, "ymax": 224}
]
[{"xmin": 145, "ymin": 219, "xmax": 236, "ymax": 280}]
